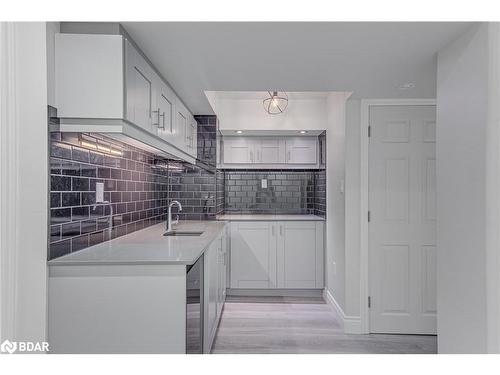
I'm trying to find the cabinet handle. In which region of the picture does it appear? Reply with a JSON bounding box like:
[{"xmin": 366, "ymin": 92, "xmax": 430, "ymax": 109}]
[
  {"xmin": 272, "ymin": 225, "xmax": 275, "ymax": 236},
  {"xmin": 158, "ymin": 111, "xmax": 165, "ymax": 129},
  {"xmin": 152, "ymin": 108, "xmax": 161, "ymax": 127},
  {"xmin": 287, "ymin": 151, "xmax": 291, "ymax": 162},
  {"xmin": 250, "ymin": 151, "xmax": 253, "ymax": 163},
  {"xmin": 280, "ymin": 225, "xmax": 283, "ymax": 236}
]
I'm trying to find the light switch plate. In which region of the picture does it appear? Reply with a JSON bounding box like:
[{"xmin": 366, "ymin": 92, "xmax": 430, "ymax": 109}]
[
  {"xmin": 261, "ymin": 179, "xmax": 267, "ymax": 188},
  {"xmin": 96, "ymin": 182, "xmax": 104, "ymax": 202}
]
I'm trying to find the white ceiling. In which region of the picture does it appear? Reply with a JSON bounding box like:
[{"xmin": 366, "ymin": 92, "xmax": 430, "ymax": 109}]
[{"xmin": 121, "ymin": 22, "xmax": 473, "ymax": 114}]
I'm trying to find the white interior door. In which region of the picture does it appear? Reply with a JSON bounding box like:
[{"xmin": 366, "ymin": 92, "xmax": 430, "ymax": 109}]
[{"xmin": 369, "ymin": 105, "xmax": 436, "ymax": 334}]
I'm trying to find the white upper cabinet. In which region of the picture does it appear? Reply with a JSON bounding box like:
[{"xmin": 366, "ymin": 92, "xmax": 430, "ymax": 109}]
[
  {"xmin": 223, "ymin": 137, "xmax": 255, "ymax": 164},
  {"xmin": 285, "ymin": 137, "xmax": 317, "ymax": 164},
  {"xmin": 153, "ymin": 77, "xmax": 175, "ymax": 142},
  {"xmin": 187, "ymin": 114, "xmax": 198, "ymax": 158},
  {"xmin": 55, "ymin": 34, "xmax": 124, "ymax": 119},
  {"xmin": 222, "ymin": 136, "xmax": 318, "ymax": 167},
  {"xmin": 125, "ymin": 40, "xmax": 153, "ymax": 133},
  {"xmin": 55, "ymin": 33, "xmax": 196, "ymax": 162},
  {"xmin": 255, "ymin": 138, "xmax": 286, "ymax": 164},
  {"xmin": 175, "ymin": 97, "xmax": 188, "ymax": 148}
]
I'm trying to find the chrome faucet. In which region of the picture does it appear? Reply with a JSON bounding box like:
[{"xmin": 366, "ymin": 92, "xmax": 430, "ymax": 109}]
[{"xmin": 166, "ymin": 200, "xmax": 183, "ymax": 233}]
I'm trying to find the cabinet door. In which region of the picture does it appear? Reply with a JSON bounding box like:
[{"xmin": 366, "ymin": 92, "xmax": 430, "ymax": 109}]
[
  {"xmin": 125, "ymin": 41, "xmax": 153, "ymax": 132},
  {"xmin": 220, "ymin": 231, "xmax": 227, "ymax": 301},
  {"xmin": 217, "ymin": 236, "xmax": 226, "ymax": 318},
  {"xmin": 255, "ymin": 138, "xmax": 285, "ymax": 164},
  {"xmin": 230, "ymin": 221, "xmax": 277, "ymax": 288},
  {"xmin": 277, "ymin": 221, "xmax": 324, "ymax": 288},
  {"xmin": 285, "ymin": 137, "xmax": 317, "ymax": 164},
  {"xmin": 55, "ymin": 33, "xmax": 124, "ymax": 119},
  {"xmin": 223, "ymin": 137, "xmax": 255, "ymax": 164},
  {"xmin": 204, "ymin": 241, "xmax": 219, "ymax": 352},
  {"xmin": 186, "ymin": 115, "xmax": 198, "ymax": 158},
  {"xmin": 172, "ymin": 97, "xmax": 187, "ymax": 150},
  {"xmin": 154, "ymin": 79, "xmax": 175, "ymax": 142},
  {"xmin": 191, "ymin": 117, "xmax": 198, "ymax": 157}
]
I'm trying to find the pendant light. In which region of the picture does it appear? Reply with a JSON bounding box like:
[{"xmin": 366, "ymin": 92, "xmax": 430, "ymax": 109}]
[{"xmin": 263, "ymin": 91, "xmax": 288, "ymax": 115}]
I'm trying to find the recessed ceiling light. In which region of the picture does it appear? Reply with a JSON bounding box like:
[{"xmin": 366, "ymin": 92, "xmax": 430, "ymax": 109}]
[
  {"xmin": 399, "ymin": 83, "xmax": 415, "ymax": 90},
  {"xmin": 299, "ymin": 130, "xmax": 307, "ymax": 134},
  {"xmin": 235, "ymin": 130, "xmax": 243, "ymax": 134}
]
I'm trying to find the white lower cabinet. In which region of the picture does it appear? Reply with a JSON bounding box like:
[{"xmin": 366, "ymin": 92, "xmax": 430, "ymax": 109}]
[
  {"xmin": 203, "ymin": 228, "xmax": 227, "ymax": 353},
  {"xmin": 276, "ymin": 221, "xmax": 324, "ymax": 288},
  {"xmin": 230, "ymin": 221, "xmax": 324, "ymax": 290},
  {"xmin": 230, "ymin": 221, "xmax": 277, "ymax": 288}
]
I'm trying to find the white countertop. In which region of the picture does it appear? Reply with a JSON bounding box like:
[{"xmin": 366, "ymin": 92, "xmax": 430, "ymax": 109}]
[
  {"xmin": 48, "ymin": 221, "xmax": 226, "ymax": 266},
  {"xmin": 216, "ymin": 214, "xmax": 325, "ymax": 221}
]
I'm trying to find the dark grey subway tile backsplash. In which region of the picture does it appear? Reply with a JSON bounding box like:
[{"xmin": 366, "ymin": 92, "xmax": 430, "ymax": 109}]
[
  {"xmin": 49, "ymin": 131, "xmax": 171, "ymax": 260},
  {"xmin": 223, "ymin": 169, "xmax": 326, "ymax": 216},
  {"xmin": 167, "ymin": 162, "xmax": 219, "ymax": 221}
]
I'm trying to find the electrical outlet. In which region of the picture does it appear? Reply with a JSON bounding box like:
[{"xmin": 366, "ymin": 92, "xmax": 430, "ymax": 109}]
[
  {"xmin": 96, "ymin": 182, "xmax": 104, "ymax": 203},
  {"xmin": 261, "ymin": 179, "xmax": 267, "ymax": 188}
]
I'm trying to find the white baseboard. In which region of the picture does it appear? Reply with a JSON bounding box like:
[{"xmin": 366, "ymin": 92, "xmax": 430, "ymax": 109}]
[
  {"xmin": 227, "ymin": 288, "xmax": 323, "ymax": 297},
  {"xmin": 323, "ymin": 289, "xmax": 363, "ymax": 334}
]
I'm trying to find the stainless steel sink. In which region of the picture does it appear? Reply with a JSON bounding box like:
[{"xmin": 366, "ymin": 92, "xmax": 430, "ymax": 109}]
[{"xmin": 163, "ymin": 231, "xmax": 204, "ymax": 237}]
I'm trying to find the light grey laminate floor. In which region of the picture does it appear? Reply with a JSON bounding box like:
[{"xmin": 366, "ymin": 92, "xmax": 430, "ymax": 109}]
[{"xmin": 211, "ymin": 296, "xmax": 437, "ymax": 354}]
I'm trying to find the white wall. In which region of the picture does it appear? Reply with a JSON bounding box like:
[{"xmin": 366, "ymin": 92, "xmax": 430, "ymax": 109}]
[
  {"xmin": 0, "ymin": 22, "xmax": 48, "ymax": 346},
  {"xmin": 214, "ymin": 94, "xmax": 329, "ymax": 132},
  {"xmin": 324, "ymin": 93, "xmax": 349, "ymax": 312},
  {"xmin": 436, "ymin": 23, "xmax": 500, "ymax": 353},
  {"xmin": 344, "ymin": 99, "xmax": 361, "ymax": 317},
  {"xmin": 46, "ymin": 22, "xmax": 60, "ymax": 108},
  {"xmin": 485, "ymin": 23, "xmax": 500, "ymax": 354}
]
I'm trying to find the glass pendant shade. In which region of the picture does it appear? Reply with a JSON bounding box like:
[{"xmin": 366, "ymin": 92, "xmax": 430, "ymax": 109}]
[{"xmin": 263, "ymin": 91, "xmax": 288, "ymax": 115}]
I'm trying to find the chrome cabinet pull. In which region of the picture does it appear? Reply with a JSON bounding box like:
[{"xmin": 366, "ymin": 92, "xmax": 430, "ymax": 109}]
[
  {"xmin": 272, "ymin": 225, "xmax": 275, "ymax": 236},
  {"xmin": 158, "ymin": 111, "xmax": 165, "ymax": 129},
  {"xmin": 280, "ymin": 225, "xmax": 283, "ymax": 236},
  {"xmin": 152, "ymin": 108, "xmax": 161, "ymax": 127}
]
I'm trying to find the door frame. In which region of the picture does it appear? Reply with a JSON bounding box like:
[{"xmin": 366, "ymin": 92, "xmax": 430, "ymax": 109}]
[{"xmin": 359, "ymin": 99, "xmax": 437, "ymax": 334}]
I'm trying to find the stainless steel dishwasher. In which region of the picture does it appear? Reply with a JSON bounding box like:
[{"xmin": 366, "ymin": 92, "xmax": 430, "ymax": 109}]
[{"xmin": 186, "ymin": 255, "xmax": 204, "ymax": 353}]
